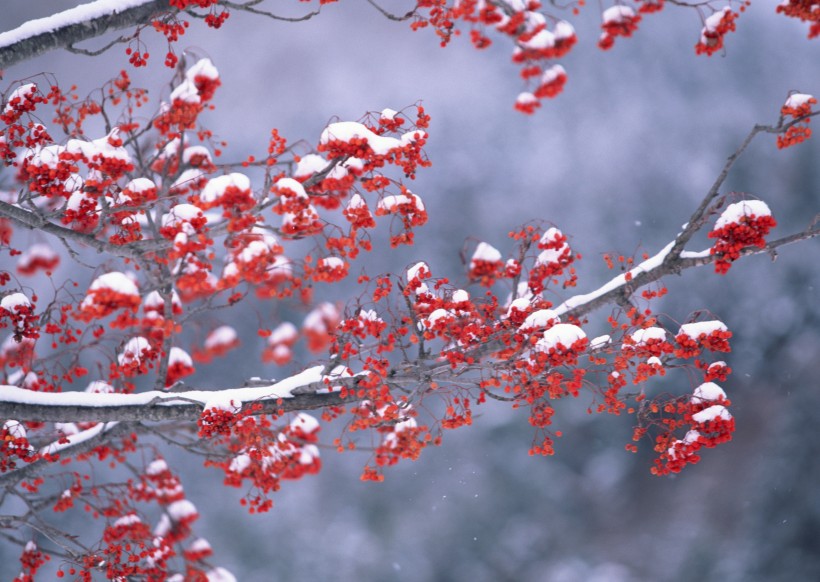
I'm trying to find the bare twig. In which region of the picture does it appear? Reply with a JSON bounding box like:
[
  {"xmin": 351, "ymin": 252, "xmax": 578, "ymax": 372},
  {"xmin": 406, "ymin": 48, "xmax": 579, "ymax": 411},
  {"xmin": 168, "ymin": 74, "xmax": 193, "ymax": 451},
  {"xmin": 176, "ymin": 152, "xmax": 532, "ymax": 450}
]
[
  {"xmin": 219, "ymin": 1, "xmax": 321, "ymax": 22},
  {"xmin": 365, "ymin": 0, "xmax": 416, "ymax": 22}
]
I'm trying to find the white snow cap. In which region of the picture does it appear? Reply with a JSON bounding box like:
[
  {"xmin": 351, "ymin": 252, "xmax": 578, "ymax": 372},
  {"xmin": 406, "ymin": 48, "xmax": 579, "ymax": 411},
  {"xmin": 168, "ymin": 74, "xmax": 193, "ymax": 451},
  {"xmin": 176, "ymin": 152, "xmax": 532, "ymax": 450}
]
[
  {"xmin": 303, "ymin": 302, "xmax": 339, "ymax": 331},
  {"xmin": 784, "ymin": 93, "xmax": 815, "ymax": 109},
  {"xmin": 1, "ymin": 292, "xmax": 31, "ymax": 312},
  {"xmin": 269, "ymin": 321, "xmax": 298, "ymax": 344},
  {"xmin": 167, "ymin": 499, "xmax": 198, "ymax": 522},
  {"xmin": 187, "ymin": 537, "xmax": 212, "ymax": 553},
  {"xmin": 536, "ymin": 323, "xmax": 586, "ymax": 351},
  {"xmin": 118, "ymin": 336, "xmax": 151, "ymax": 365},
  {"xmin": 590, "ymin": 335, "xmax": 611, "ymax": 349},
  {"xmin": 186, "ymin": 58, "xmax": 219, "ymax": 81},
  {"xmin": 703, "ymin": 7, "xmax": 732, "ymax": 34},
  {"xmin": 407, "ymin": 261, "xmax": 429, "ymax": 281},
  {"xmin": 294, "ymin": 154, "xmax": 348, "ymax": 181},
  {"xmin": 426, "ymin": 308, "xmax": 454, "ymax": 328},
  {"xmin": 146, "ymin": 458, "xmax": 169, "ymax": 476},
  {"xmin": 87, "ymin": 271, "xmax": 139, "ymax": 296},
  {"xmin": 714, "ymin": 200, "xmax": 772, "ymax": 230},
  {"xmin": 65, "ymin": 129, "xmax": 131, "ymax": 162},
  {"xmin": 452, "ymin": 289, "xmax": 470, "ymax": 303},
  {"xmin": 65, "ymin": 189, "xmax": 98, "ymax": 214},
  {"xmin": 294, "ymin": 153, "xmax": 329, "ymax": 177},
  {"xmin": 168, "ymin": 347, "xmax": 192, "ymax": 367},
  {"xmin": 691, "ymin": 382, "xmax": 727, "ymax": 403},
  {"xmin": 506, "ymin": 297, "xmax": 531, "ymax": 316},
  {"xmin": 3, "ymin": 83, "xmax": 36, "ymax": 113},
  {"xmin": 378, "ymin": 191, "xmax": 424, "ymax": 212},
  {"xmin": 516, "ymin": 92, "xmax": 537, "ymax": 106},
  {"xmin": 3, "ymin": 419, "xmax": 27, "ymax": 440},
  {"xmin": 407, "ymin": 261, "xmax": 431, "ymax": 294},
  {"xmin": 228, "ymin": 454, "xmax": 251, "ymax": 474},
  {"xmin": 678, "ymin": 320, "xmax": 727, "ymax": 339},
  {"xmin": 162, "ymin": 204, "xmax": 206, "ymax": 231},
  {"xmin": 536, "ymin": 228, "xmax": 570, "ymax": 266},
  {"xmin": 602, "ymin": 5, "xmax": 637, "ymax": 24},
  {"xmin": 520, "ymin": 28, "xmax": 555, "ymax": 50},
  {"xmin": 113, "ymin": 513, "xmax": 142, "ymax": 528},
  {"xmin": 318, "ymin": 256, "xmax": 345, "ymax": 270},
  {"xmin": 183, "ymin": 145, "xmax": 212, "ymax": 165},
  {"xmin": 471, "ymin": 242, "xmax": 502, "ymax": 264},
  {"xmin": 201, "ymin": 173, "xmax": 252, "ymax": 204},
  {"xmin": 143, "ymin": 290, "xmax": 182, "ymax": 313},
  {"xmin": 668, "ymin": 430, "xmax": 702, "ymax": 459},
  {"xmin": 290, "ymin": 412, "xmax": 320, "ymax": 434},
  {"xmin": 554, "ymin": 20, "xmax": 575, "ymax": 40},
  {"xmin": 627, "ymin": 327, "xmax": 667, "ymax": 346},
  {"xmin": 202, "ymin": 392, "xmax": 241, "ymax": 413},
  {"xmin": 205, "ymin": 326, "xmax": 238, "ymax": 349},
  {"xmin": 275, "ymin": 177, "xmax": 308, "ymax": 199},
  {"xmin": 519, "ymin": 309, "xmax": 560, "ymax": 331},
  {"xmin": 169, "ymin": 79, "xmax": 200, "ymax": 104},
  {"xmin": 692, "ymin": 404, "xmax": 733, "ymax": 424},
  {"xmin": 541, "ymin": 64, "xmax": 566, "ymax": 85},
  {"xmin": 320, "ymin": 121, "xmax": 425, "ymax": 156},
  {"xmin": 346, "ymin": 193, "xmax": 367, "ymax": 210},
  {"xmin": 17, "ymin": 243, "xmax": 58, "ymax": 267}
]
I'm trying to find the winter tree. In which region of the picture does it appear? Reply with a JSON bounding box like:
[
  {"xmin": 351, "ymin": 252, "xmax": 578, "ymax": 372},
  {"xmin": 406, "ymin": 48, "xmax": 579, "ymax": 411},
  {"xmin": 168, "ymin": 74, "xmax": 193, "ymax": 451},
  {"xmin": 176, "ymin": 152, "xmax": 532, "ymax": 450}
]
[{"xmin": 0, "ymin": 0, "xmax": 818, "ymax": 579}]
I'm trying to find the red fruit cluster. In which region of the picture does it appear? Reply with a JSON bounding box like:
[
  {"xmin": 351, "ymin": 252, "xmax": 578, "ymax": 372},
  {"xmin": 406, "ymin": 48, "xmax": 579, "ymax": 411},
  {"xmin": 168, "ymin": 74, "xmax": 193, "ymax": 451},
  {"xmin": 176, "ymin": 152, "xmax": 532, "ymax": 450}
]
[
  {"xmin": 1, "ymin": 295, "xmax": 39, "ymax": 341},
  {"xmin": 599, "ymin": 6, "xmax": 642, "ymax": 50},
  {"xmin": 709, "ymin": 213, "xmax": 777, "ymax": 274},
  {"xmin": 695, "ymin": 8, "xmax": 738, "ymax": 56},
  {"xmin": 1, "ymin": 422, "xmax": 38, "ymax": 473},
  {"xmin": 652, "ymin": 394, "xmax": 735, "ymax": 476},
  {"xmin": 776, "ymin": 0, "xmax": 820, "ymax": 38},
  {"xmin": 198, "ymin": 406, "xmax": 239, "ymax": 438},
  {"xmin": 778, "ymin": 93, "xmax": 817, "ymax": 149}
]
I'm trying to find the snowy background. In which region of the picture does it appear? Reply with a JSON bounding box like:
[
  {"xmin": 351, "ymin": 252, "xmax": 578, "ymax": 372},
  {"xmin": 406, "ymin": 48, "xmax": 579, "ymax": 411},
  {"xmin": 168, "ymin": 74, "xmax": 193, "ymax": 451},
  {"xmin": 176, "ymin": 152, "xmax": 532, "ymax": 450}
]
[{"xmin": 2, "ymin": 1, "xmax": 820, "ymax": 580}]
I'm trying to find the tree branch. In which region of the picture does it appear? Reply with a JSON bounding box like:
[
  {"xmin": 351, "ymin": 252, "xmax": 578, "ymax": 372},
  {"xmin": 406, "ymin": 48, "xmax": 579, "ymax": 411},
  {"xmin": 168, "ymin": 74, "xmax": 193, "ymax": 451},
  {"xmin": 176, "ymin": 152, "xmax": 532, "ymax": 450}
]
[
  {"xmin": 1, "ymin": 220, "xmax": 816, "ymax": 426},
  {"xmin": 667, "ymin": 112, "xmax": 820, "ymax": 263},
  {"xmin": 556, "ymin": 223, "xmax": 820, "ymax": 320},
  {"xmin": 0, "ymin": 367, "xmax": 355, "ymax": 423},
  {"xmin": 0, "ymin": 0, "xmax": 171, "ymax": 72},
  {"xmin": 0, "ymin": 200, "xmax": 165, "ymax": 261},
  {"xmin": 0, "ymin": 421, "xmax": 134, "ymax": 489},
  {"xmin": 220, "ymin": 1, "xmax": 322, "ymax": 22}
]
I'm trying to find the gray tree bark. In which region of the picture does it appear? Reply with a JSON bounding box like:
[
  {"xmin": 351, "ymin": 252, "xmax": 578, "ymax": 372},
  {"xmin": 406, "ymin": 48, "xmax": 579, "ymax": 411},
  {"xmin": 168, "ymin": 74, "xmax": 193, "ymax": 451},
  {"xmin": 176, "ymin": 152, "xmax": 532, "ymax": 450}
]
[{"xmin": 0, "ymin": 0, "xmax": 171, "ymax": 72}]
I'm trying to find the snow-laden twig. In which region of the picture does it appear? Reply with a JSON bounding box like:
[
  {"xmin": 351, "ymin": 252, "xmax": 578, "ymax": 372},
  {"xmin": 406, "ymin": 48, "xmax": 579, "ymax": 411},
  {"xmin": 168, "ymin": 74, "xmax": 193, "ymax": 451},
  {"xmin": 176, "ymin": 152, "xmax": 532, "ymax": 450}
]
[
  {"xmin": 0, "ymin": 421, "xmax": 134, "ymax": 488},
  {"xmin": 667, "ymin": 112, "xmax": 820, "ymax": 263},
  {"xmin": 0, "ymin": 0, "xmax": 169, "ymax": 72},
  {"xmin": 0, "ymin": 366, "xmax": 358, "ymax": 423},
  {"xmin": 555, "ymin": 223, "xmax": 820, "ymax": 320}
]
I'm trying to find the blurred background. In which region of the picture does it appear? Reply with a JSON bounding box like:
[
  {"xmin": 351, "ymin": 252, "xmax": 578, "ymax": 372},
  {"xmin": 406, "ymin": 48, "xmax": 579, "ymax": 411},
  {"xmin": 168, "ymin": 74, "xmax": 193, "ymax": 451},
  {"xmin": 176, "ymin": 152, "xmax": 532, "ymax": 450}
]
[{"xmin": 1, "ymin": 1, "xmax": 819, "ymax": 580}]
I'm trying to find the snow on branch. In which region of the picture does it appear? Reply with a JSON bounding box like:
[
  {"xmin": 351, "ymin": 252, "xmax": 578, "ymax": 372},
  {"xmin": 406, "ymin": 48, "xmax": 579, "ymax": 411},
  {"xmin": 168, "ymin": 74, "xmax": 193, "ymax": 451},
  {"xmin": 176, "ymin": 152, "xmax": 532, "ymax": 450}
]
[
  {"xmin": 0, "ymin": 0, "xmax": 170, "ymax": 72},
  {"xmin": 667, "ymin": 113, "xmax": 820, "ymax": 263},
  {"xmin": 554, "ymin": 223, "xmax": 820, "ymax": 321},
  {"xmin": 0, "ymin": 366, "xmax": 355, "ymax": 423}
]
